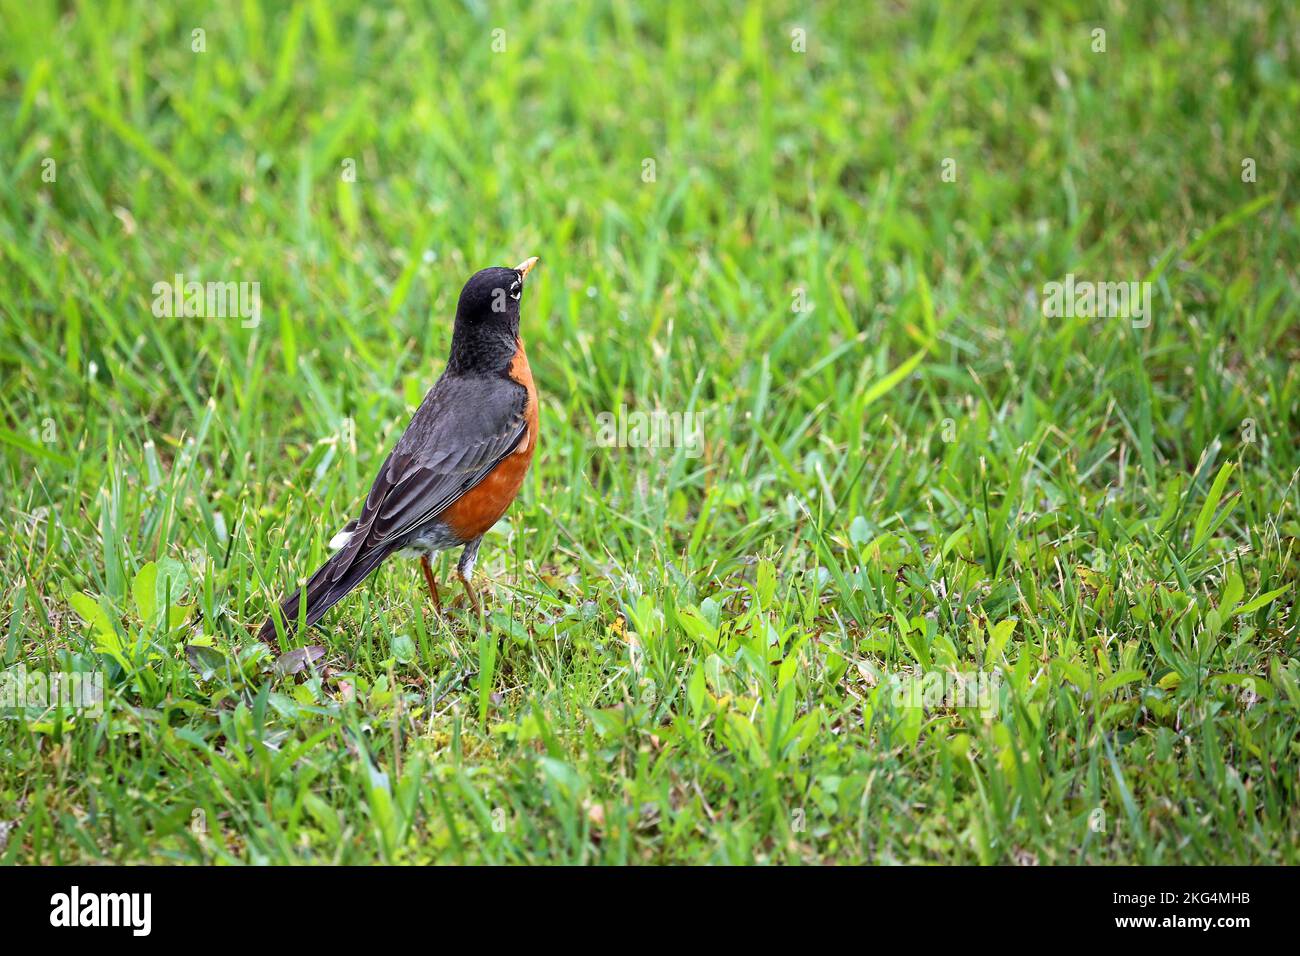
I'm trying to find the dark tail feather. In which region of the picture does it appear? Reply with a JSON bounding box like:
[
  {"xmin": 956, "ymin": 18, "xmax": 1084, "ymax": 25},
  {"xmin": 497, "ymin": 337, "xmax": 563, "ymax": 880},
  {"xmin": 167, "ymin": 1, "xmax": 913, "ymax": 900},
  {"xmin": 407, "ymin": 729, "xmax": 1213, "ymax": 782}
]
[{"xmin": 257, "ymin": 546, "xmax": 391, "ymax": 644}]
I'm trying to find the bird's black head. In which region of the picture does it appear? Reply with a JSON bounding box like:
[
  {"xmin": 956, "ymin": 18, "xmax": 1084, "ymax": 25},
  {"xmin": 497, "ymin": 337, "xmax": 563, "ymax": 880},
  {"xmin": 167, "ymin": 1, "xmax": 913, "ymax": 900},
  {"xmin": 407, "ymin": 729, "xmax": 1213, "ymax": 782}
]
[{"xmin": 448, "ymin": 257, "xmax": 540, "ymax": 373}]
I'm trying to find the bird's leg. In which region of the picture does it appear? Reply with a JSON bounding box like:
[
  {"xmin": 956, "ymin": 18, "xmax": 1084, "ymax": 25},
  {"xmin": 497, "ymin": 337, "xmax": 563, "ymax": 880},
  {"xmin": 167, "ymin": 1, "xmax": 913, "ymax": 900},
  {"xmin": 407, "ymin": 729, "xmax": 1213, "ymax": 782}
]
[
  {"xmin": 420, "ymin": 555, "xmax": 442, "ymax": 614},
  {"xmin": 458, "ymin": 570, "xmax": 481, "ymax": 617},
  {"xmin": 457, "ymin": 536, "xmax": 484, "ymax": 618}
]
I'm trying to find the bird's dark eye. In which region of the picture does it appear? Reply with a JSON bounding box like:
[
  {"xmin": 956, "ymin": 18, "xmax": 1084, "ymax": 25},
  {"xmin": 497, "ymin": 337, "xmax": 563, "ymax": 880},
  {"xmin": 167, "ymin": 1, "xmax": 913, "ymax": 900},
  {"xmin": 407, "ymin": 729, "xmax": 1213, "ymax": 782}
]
[{"xmin": 509, "ymin": 279, "xmax": 522, "ymax": 300}]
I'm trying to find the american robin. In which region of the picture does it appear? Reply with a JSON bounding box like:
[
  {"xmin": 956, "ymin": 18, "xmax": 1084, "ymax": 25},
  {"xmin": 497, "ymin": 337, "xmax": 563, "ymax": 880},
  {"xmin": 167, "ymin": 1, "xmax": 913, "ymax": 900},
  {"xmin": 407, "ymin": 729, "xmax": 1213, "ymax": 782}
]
[{"xmin": 258, "ymin": 257, "xmax": 541, "ymax": 644}]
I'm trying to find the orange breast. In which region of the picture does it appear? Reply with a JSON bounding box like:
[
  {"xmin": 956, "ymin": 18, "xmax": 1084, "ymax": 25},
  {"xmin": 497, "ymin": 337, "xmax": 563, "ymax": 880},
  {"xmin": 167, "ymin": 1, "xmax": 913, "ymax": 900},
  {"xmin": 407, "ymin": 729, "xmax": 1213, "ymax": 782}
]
[{"xmin": 440, "ymin": 339, "xmax": 539, "ymax": 541}]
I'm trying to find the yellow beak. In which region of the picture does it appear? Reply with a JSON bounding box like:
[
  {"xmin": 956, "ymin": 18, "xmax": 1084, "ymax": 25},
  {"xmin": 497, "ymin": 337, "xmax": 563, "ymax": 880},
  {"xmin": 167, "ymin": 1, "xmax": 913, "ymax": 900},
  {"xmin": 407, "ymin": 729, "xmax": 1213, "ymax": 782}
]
[{"xmin": 515, "ymin": 256, "xmax": 540, "ymax": 280}]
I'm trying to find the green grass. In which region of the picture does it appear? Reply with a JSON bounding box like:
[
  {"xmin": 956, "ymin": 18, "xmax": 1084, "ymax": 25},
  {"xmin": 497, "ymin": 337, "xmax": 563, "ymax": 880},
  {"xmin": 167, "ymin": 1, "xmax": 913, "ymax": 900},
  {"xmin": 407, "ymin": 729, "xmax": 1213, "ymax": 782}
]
[{"xmin": 1, "ymin": 0, "xmax": 1298, "ymax": 864}]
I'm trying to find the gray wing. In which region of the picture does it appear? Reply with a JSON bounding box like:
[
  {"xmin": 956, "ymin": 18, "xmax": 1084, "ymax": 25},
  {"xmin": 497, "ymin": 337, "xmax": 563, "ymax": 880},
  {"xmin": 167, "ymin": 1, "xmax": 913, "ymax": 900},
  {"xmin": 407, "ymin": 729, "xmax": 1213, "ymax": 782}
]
[{"xmin": 327, "ymin": 372, "xmax": 528, "ymax": 583}]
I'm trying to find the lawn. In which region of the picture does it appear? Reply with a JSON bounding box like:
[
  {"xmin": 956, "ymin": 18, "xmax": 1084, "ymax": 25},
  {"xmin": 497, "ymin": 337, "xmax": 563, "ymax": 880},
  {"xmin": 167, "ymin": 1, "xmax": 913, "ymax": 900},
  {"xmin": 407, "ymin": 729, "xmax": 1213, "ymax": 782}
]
[{"xmin": 1, "ymin": 0, "xmax": 1297, "ymax": 864}]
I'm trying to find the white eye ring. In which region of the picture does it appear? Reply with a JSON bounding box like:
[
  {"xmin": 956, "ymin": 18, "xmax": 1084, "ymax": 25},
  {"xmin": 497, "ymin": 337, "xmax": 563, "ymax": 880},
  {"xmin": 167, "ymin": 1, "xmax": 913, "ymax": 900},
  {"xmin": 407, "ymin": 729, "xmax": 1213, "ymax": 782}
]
[{"xmin": 509, "ymin": 280, "xmax": 522, "ymax": 300}]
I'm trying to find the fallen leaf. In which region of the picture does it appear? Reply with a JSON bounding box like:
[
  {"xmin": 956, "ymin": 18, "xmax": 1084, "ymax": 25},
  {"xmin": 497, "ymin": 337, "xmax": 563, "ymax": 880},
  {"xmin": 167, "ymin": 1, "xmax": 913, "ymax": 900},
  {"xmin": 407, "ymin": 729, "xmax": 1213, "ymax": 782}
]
[
  {"xmin": 275, "ymin": 645, "xmax": 326, "ymax": 676},
  {"xmin": 185, "ymin": 644, "xmax": 226, "ymax": 680}
]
